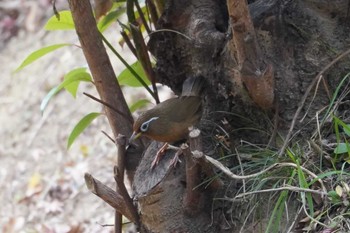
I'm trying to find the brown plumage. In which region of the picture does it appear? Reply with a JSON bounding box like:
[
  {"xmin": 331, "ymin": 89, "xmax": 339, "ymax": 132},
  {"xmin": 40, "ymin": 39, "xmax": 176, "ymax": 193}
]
[{"xmin": 130, "ymin": 77, "xmax": 203, "ymax": 143}]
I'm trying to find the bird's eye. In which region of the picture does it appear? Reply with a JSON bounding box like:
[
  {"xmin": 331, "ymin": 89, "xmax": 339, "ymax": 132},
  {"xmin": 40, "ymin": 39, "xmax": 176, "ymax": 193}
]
[
  {"xmin": 140, "ymin": 122, "xmax": 149, "ymax": 132},
  {"xmin": 139, "ymin": 117, "xmax": 159, "ymax": 133}
]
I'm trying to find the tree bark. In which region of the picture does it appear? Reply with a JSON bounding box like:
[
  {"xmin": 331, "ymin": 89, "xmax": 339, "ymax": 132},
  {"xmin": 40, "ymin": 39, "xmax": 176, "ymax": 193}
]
[{"xmin": 68, "ymin": 0, "xmax": 133, "ymax": 138}]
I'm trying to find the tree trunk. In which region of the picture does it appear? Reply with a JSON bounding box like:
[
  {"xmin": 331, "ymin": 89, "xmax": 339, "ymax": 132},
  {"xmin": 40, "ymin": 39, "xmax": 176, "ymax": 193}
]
[{"xmin": 132, "ymin": 0, "xmax": 350, "ymax": 232}]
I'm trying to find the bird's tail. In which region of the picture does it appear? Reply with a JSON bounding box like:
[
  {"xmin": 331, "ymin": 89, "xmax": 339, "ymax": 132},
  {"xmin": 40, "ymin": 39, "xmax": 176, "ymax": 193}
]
[{"xmin": 181, "ymin": 76, "xmax": 205, "ymax": 96}]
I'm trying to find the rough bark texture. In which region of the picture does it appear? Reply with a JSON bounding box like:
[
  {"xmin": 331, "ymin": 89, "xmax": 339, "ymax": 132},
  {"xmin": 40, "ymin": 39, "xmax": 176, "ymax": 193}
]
[
  {"xmin": 148, "ymin": 0, "xmax": 350, "ymax": 143},
  {"xmin": 68, "ymin": 0, "xmax": 134, "ymax": 139},
  {"xmin": 132, "ymin": 0, "xmax": 350, "ymax": 232},
  {"xmin": 134, "ymin": 142, "xmax": 218, "ymax": 233}
]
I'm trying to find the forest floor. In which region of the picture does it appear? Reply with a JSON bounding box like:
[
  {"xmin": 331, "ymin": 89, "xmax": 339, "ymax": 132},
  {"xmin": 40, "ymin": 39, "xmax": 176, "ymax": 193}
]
[{"xmin": 0, "ymin": 1, "xmax": 160, "ymax": 232}]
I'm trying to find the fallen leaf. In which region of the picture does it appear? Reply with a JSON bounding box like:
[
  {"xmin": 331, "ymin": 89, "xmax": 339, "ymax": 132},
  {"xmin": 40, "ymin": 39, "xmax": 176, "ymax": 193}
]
[{"xmin": 26, "ymin": 171, "xmax": 43, "ymax": 196}]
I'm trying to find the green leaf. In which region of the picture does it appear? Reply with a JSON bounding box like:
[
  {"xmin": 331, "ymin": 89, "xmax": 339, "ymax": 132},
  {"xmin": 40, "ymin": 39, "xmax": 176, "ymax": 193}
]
[
  {"xmin": 44, "ymin": 10, "xmax": 75, "ymax": 30},
  {"xmin": 97, "ymin": 4, "xmax": 126, "ymax": 32},
  {"xmin": 294, "ymin": 159, "xmax": 314, "ymax": 217},
  {"xmin": 67, "ymin": 112, "xmax": 101, "ymax": 149},
  {"xmin": 40, "ymin": 68, "xmax": 92, "ymax": 112},
  {"xmin": 334, "ymin": 116, "xmax": 350, "ymax": 137},
  {"xmin": 265, "ymin": 170, "xmax": 296, "ymax": 233},
  {"xmin": 118, "ymin": 61, "xmax": 150, "ymax": 87},
  {"xmin": 63, "ymin": 68, "xmax": 92, "ymax": 97},
  {"xmin": 15, "ymin": 44, "xmax": 71, "ymax": 72},
  {"xmin": 328, "ymin": 190, "xmax": 341, "ymax": 204},
  {"xmin": 334, "ymin": 142, "xmax": 350, "ymax": 154},
  {"xmin": 344, "ymin": 124, "xmax": 350, "ymax": 136},
  {"xmin": 309, "ymin": 170, "xmax": 350, "ymax": 186},
  {"xmin": 129, "ymin": 99, "xmax": 150, "ymax": 113}
]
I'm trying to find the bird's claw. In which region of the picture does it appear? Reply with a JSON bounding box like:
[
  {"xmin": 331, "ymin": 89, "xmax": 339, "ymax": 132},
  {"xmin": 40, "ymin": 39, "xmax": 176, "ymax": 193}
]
[
  {"xmin": 151, "ymin": 143, "xmax": 169, "ymax": 169},
  {"xmin": 151, "ymin": 143, "xmax": 183, "ymax": 170},
  {"xmin": 168, "ymin": 150, "xmax": 183, "ymax": 168}
]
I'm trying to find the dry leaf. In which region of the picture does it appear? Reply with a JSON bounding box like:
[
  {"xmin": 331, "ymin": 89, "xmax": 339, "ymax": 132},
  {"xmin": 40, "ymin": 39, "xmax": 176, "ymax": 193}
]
[
  {"xmin": 335, "ymin": 185, "xmax": 343, "ymax": 197},
  {"xmin": 26, "ymin": 171, "xmax": 43, "ymax": 196},
  {"xmin": 94, "ymin": 0, "xmax": 113, "ymax": 20}
]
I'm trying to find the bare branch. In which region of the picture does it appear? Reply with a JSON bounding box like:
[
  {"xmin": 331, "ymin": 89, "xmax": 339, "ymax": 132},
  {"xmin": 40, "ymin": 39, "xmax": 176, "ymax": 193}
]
[
  {"xmin": 84, "ymin": 173, "xmax": 138, "ymax": 223},
  {"xmin": 68, "ymin": 0, "xmax": 133, "ymax": 139}
]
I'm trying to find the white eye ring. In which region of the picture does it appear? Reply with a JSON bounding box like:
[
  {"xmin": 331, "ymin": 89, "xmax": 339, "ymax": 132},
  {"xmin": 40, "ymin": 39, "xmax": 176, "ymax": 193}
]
[{"xmin": 140, "ymin": 117, "xmax": 159, "ymax": 132}]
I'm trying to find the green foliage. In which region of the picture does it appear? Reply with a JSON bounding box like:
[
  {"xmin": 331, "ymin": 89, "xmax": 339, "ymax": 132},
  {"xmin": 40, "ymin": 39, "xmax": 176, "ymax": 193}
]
[
  {"xmin": 321, "ymin": 72, "xmax": 350, "ymax": 124},
  {"xmin": 45, "ymin": 10, "xmax": 75, "ymax": 30},
  {"xmin": 15, "ymin": 44, "xmax": 71, "ymax": 72},
  {"xmin": 328, "ymin": 190, "xmax": 342, "ymax": 204},
  {"xmin": 67, "ymin": 112, "xmax": 101, "ymax": 149},
  {"xmin": 265, "ymin": 170, "xmax": 296, "ymax": 233},
  {"xmin": 16, "ymin": 3, "xmax": 158, "ymax": 148},
  {"xmin": 40, "ymin": 68, "xmax": 92, "ymax": 112},
  {"xmin": 129, "ymin": 99, "xmax": 150, "ymax": 113},
  {"xmin": 118, "ymin": 61, "xmax": 150, "ymax": 87},
  {"xmin": 45, "ymin": 4, "xmax": 127, "ymax": 32},
  {"xmin": 334, "ymin": 142, "xmax": 350, "ymax": 155},
  {"xmin": 97, "ymin": 3, "xmax": 126, "ymax": 32},
  {"xmin": 332, "ymin": 116, "xmax": 350, "ymax": 163}
]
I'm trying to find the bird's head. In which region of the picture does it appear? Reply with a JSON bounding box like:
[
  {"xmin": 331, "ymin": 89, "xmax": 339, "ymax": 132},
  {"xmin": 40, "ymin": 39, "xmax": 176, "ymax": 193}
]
[{"xmin": 129, "ymin": 113, "xmax": 160, "ymax": 143}]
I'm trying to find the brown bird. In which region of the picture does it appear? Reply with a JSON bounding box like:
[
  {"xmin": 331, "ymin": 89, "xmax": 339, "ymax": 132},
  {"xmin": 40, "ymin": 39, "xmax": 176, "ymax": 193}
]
[{"xmin": 129, "ymin": 77, "xmax": 204, "ymax": 167}]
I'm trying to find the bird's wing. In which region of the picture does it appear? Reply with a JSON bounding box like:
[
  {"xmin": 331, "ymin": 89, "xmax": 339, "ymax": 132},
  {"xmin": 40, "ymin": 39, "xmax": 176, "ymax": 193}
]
[{"xmin": 160, "ymin": 96, "xmax": 201, "ymax": 123}]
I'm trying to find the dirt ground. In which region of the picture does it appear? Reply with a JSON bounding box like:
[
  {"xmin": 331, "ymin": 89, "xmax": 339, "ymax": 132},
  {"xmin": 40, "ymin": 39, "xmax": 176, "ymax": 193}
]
[{"xmin": 0, "ymin": 3, "xmax": 147, "ymax": 232}]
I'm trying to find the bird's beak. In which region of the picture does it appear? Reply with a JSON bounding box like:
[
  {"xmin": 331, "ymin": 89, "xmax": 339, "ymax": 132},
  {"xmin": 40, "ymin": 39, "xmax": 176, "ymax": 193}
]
[{"xmin": 129, "ymin": 131, "xmax": 142, "ymax": 144}]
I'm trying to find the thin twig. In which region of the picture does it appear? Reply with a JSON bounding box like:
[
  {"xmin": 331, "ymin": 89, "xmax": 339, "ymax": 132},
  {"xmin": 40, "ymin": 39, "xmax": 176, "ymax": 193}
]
[
  {"xmin": 134, "ymin": 0, "xmax": 151, "ymax": 34},
  {"xmin": 114, "ymin": 166, "xmax": 140, "ymax": 226},
  {"xmin": 83, "ymin": 92, "xmax": 133, "ymax": 124},
  {"xmin": 114, "ymin": 135, "xmax": 127, "ymax": 233},
  {"xmin": 300, "ymin": 74, "xmax": 324, "ymax": 122},
  {"xmin": 147, "ymin": 29, "xmax": 192, "ymax": 41},
  {"xmin": 205, "ymin": 155, "xmax": 279, "ymax": 179},
  {"xmin": 231, "ymin": 186, "xmax": 327, "ymax": 199},
  {"xmin": 129, "ymin": 23, "xmax": 160, "ymax": 104},
  {"xmin": 99, "ymin": 32, "xmax": 157, "ymax": 100},
  {"xmin": 101, "ymin": 130, "xmax": 115, "ymax": 143},
  {"xmin": 145, "ymin": 0, "xmax": 158, "ymax": 27},
  {"xmin": 286, "ymin": 206, "xmax": 303, "ymax": 233},
  {"xmin": 279, "ymin": 48, "xmax": 350, "ymax": 156},
  {"xmin": 120, "ymin": 30, "xmax": 137, "ymax": 58},
  {"xmin": 205, "ymin": 156, "xmax": 327, "ymax": 194},
  {"xmin": 302, "ymin": 201, "xmax": 328, "ymax": 228},
  {"xmin": 52, "ymin": 0, "xmax": 59, "ymax": 20}
]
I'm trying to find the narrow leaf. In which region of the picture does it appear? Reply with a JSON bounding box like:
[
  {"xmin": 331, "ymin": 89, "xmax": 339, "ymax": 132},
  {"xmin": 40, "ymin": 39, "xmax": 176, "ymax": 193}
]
[
  {"xmin": 118, "ymin": 61, "xmax": 150, "ymax": 87},
  {"xmin": 309, "ymin": 170, "xmax": 350, "ymax": 185},
  {"xmin": 44, "ymin": 10, "xmax": 75, "ymax": 30},
  {"xmin": 67, "ymin": 112, "xmax": 101, "ymax": 149},
  {"xmin": 40, "ymin": 69, "xmax": 92, "ymax": 112},
  {"xmin": 343, "ymin": 124, "xmax": 350, "ymax": 136},
  {"xmin": 63, "ymin": 68, "xmax": 92, "ymax": 97},
  {"xmin": 296, "ymin": 159, "xmax": 314, "ymax": 216},
  {"xmin": 129, "ymin": 99, "xmax": 150, "ymax": 113},
  {"xmin": 97, "ymin": 4, "xmax": 126, "ymax": 32},
  {"xmin": 15, "ymin": 44, "xmax": 71, "ymax": 72}
]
